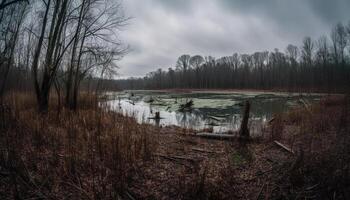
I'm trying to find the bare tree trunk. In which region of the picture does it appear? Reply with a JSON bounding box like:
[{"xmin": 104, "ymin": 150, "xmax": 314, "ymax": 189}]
[
  {"xmin": 239, "ymin": 100, "xmax": 250, "ymax": 140},
  {"xmin": 32, "ymin": 0, "xmax": 51, "ymax": 109},
  {"xmin": 38, "ymin": 0, "xmax": 68, "ymax": 112},
  {"xmin": 66, "ymin": 0, "xmax": 87, "ymax": 109},
  {"xmin": 0, "ymin": 3, "xmax": 25, "ymax": 100},
  {"xmin": 71, "ymin": 27, "xmax": 88, "ymax": 110},
  {"xmin": 0, "ymin": 0, "xmax": 28, "ymax": 10}
]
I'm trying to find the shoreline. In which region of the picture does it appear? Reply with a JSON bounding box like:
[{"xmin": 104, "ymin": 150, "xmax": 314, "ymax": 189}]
[{"xmin": 121, "ymin": 88, "xmax": 342, "ymax": 96}]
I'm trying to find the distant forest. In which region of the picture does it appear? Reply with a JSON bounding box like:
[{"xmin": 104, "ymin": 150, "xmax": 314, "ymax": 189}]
[{"xmin": 117, "ymin": 22, "xmax": 350, "ymax": 93}]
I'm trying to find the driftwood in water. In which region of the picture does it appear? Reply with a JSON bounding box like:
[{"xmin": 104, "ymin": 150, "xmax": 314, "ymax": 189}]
[
  {"xmin": 239, "ymin": 100, "xmax": 250, "ymax": 140},
  {"xmin": 148, "ymin": 112, "xmax": 164, "ymax": 120},
  {"xmin": 274, "ymin": 140, "xmax": 294, "ymax": 154},
  {"xmin": 179, "ymin": 99, "xmax": 194, "ymax": 111},
  {"xmin": 127, "ymin": 100, "xmax": 135, "ymax": 105},
  {"xmin": 208, "ymin": 115, "xmax": 225, "ymax": 121}
]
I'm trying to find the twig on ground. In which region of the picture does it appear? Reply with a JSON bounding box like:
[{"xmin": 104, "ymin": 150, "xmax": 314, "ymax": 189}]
[{"xmin": 273, "ymin": 140, "xmax": 294, "ymax": 154}]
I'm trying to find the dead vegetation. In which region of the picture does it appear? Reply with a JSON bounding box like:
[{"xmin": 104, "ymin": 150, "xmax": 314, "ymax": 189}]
[
  {"xmin": 0, "ymin": 93, "xmax": 157, "ymax": 199},
  {"xmin": 0, "ymin": 93, "xmax": 349, "ymax": 199},
  {"xmin": 266, "ymin": 95, "xmax": 350, "ymax": 199}
]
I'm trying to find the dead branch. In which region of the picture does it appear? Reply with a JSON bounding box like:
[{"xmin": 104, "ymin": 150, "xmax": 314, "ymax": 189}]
[
  {"xmin": 255, "ymin": 182, "xmax": 266, "ymax": 200},
  {"xmin": 273, "ymin": 140, "xmax": 294, "ymax": 154},
  {"xmin": 191, "ymin": 147, "xmax": 223, "ymax": 154},
  {"xmin": 195, "ymin": 132, "xmax": 237, "ymax": 140},
  {"xmin": 154, "ymin": 153, "xmax": 197, "ymax": 163}
]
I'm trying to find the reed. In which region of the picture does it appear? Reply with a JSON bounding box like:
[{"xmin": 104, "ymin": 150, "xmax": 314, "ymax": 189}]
[
  {"xmin": 0, "ymin": 93, "xmax": 157, "ymax": 199},
  {"xmin": 269, "ymin": 95, "xmax": 350, "ymax": 199}
]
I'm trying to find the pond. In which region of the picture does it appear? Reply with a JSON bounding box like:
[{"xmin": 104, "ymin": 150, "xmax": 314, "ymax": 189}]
[{"xmin": 103, "ymin": 90, "xmax": 322, "ymax": 136}]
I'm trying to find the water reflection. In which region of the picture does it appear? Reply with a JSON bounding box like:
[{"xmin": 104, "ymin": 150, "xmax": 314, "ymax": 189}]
[
  {"xmin": 107, "ymin": 99, "xmax": 266, "ymax": 135},
  {"xmin": 106, "ymin": 91, "xmax": 321, "ymax": 135}
]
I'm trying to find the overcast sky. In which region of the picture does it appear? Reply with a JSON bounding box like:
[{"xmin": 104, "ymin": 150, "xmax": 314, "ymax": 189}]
[{"xmin": 116, "ymin": 0, "xmax": 350, "ymax": 78}]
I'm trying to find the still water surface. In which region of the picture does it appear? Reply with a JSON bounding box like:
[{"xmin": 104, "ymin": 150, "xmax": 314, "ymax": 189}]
[{"xmin": 104, "ymin": 90, "xmax": 321, "ymax": 135}]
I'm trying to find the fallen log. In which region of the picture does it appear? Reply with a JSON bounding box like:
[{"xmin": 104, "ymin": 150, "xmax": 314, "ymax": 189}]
[
  {"xmin": 205, "ymin": 122, "xmax": 219, "ymax": 126},
  {"xmin": 299, "ymin": 98, "xmax": 311, "ymax": 113},
  {"xmin": 153, "ymin": 154, "xmax": 191, "ymax": 167},
  {"xmin": 154, "ymin": 153, "xmax": 197, "ymax": 163},
  {"xmin": 273, "ymin": 140, "xmax": 294, "ymax": 154},
  {"xmin": 126, "ymin": 191, "xmax": 136, "ymax": 200},
  {"xmin": 195, "ymin": 132, "xmax": 236, "ymax": 140},
  {"xmin": 179, "ymin": 99, "xmax": 194, "ymax": 111},
  {"xmin": 255, "ymin": 182, "xmax": 266, "ymax": 200},
  {"xmin": 267, "ymin": 117, "xmax": 275, "ymax": 124},
  {"xmin": 208, "ymin": 115, "xmax": 225, "ymax": 121},
  {"xmin": 191, "ymin": 147, "xmax": 223, "ymax": 154}
]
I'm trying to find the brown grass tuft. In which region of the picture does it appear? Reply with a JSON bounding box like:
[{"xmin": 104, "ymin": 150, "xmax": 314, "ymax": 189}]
[
  {"xmin": 0, "ymin": 93, "xmax": 157, "ymax": 199},
  {"xmin": 268, "ymin": 95, "xmax": 350, "ymax": 199}
]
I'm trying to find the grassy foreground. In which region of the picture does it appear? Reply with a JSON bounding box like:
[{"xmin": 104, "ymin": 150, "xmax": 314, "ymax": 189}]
[{"xmin": 0, "ymin": 93, "xmax": 349, "ymax": 199}]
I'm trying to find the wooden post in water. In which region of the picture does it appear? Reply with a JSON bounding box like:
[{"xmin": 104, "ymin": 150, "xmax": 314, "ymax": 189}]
[
  {"xmin": 239, "ymin": 100, "xmax": 250, "ymax": 140},
  {"xmin": 155, "ymin": 111, "xmax": 161, "ymax": 127},
  {"xmin": 155, "ymin": 111, "xmax": 160, "ymax": 119}
]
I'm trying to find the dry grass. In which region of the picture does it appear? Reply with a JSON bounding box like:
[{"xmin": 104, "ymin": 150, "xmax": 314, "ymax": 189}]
[
  {"xmin": 1, "ymin": 93, "xmax": 349, "ymax": 199},
  {"xmin": 0, "ymin": 93, "xmax": 157, "ymax": 199},
  {"xmin": 208, "ymin": 95, "xmax": 350, "ymax": 199},
  {"xmin": 268, "ymin": 95, "xmax": 350, "ymax": 199}
]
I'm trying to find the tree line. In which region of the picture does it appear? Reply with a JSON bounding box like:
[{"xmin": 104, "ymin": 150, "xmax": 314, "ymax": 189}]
[
  {"xmin": 118, "ymin": 22, "xmax": 350, "ymax": 93},
  {"xmin": 0, "ymin": 0, "xmax": 128, "ymax": 112}
]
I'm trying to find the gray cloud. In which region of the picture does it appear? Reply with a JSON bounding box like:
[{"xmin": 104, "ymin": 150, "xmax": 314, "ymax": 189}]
[{"xmin": 116, "ymin": 0, "xmax": 350, "ymax": 78}]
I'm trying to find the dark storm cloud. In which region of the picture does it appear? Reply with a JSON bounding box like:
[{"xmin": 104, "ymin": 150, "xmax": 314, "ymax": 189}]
[
  {"xmin": 117, "ymin": 0, "xmax": 350, "ymax": 78},
  {"xmin": 306, "ymin": 0, "xmax": 350, "ymax": 23},
  {"xmin": 220, "ymin": 0, "xmax": 350, "ymax": 29}
]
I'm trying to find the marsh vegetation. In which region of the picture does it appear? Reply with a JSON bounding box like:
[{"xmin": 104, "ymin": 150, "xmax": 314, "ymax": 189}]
[
  {"xmin": 105, "ymin": 90, "xmax": 323, "ymax": 135},
  {"xmin": 0, "ymin": 0, "xmax": 349, "ymax": 199}
]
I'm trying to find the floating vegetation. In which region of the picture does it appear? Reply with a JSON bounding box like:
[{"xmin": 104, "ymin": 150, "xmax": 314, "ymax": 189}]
[
  {"xmin": 179, "ymin": 99, "xmax": 194, "ymax": 111},
  {"xmin": 107, "ymin": 90, "xmax": 323, "ymax": 134}
]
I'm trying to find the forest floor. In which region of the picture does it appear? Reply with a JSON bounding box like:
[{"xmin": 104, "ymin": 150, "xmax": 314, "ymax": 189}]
[
  {"xmin": 128, "ymin": 125, "xmax": 294, "ymax": 199},
  {"xmin": 0, "ymin": 93, "xmax": 349, "ymax": 199}
]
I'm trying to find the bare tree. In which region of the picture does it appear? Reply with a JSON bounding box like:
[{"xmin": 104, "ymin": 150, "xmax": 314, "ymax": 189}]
[
  {"xmin": 316, "ymin": 36, "xmax": 329, "ymax": 66},
  {"xmin": 315, "ymin": 35, "xmax": 331, "ymax": 89},
  {"xmin": 95, "ymin": 20, "xmax": 350, "ymax": 92},
  {"xmin": 189, "ymin": 55, "xmax": 204, "ymax": 69},
  {"xmin": 0, "ymin": 1, "xmax": 27, "ymax": 100},
  {"xmin": 31, "ymin": 0, "xmax": 51, "ymax": 108},
  {"xmin": 333, "ymin": 23, "xmax": 347, "ymax": 65},
  {"xmin": 286, "ymin": 44, "xmax": 298, "ymax": 65},
  {"xmin": 65, "ymin": 0, "xmax": 90, "ymax": 109},
  {"xmin": 301, "ymin": 37, "xmax": 314, "ymax": 67},
  {"xmin": 30, "ymin": 0, "xmax": 76, "ymax": 112},
  {"xmin": 65, "ymin": 0, "xmax": 129, "ymax": 109},
  {"xmin": 331, "ymin": 23, "xmax": 347, "ymax": 66},
  {"xmin": 0, "ymin": 0, "xmax": 28, "ymax": 10},
  {"xmin": 176, "ymin": 54, "xmax": 191, "ymax": 71}
]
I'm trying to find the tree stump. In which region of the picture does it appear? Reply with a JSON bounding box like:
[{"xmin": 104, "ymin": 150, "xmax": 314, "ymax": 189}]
[
  {"xmin": 239, "ymin": 100, "xmax": 250, "ymax": 140},
  {"xmin": 155, "ymin": 111, "xmax": 160, "ymax": 119}
]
